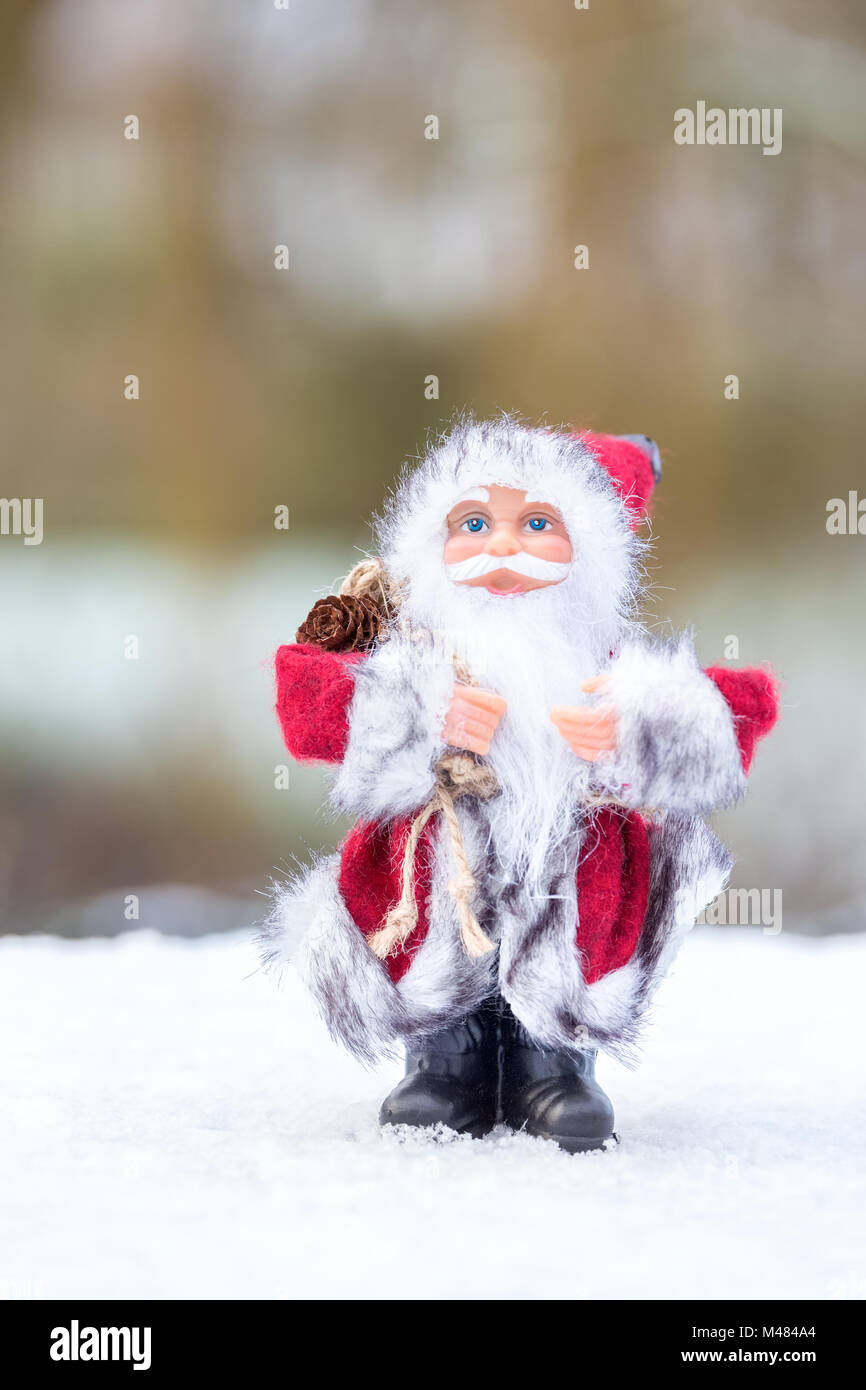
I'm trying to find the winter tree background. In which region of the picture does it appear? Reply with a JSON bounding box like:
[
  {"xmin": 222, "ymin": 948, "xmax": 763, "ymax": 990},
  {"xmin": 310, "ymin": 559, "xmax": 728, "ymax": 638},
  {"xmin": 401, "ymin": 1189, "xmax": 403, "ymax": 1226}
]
[{"xmin": 0, "ymin": 0, "xmax": 864, "ymax": 1299}]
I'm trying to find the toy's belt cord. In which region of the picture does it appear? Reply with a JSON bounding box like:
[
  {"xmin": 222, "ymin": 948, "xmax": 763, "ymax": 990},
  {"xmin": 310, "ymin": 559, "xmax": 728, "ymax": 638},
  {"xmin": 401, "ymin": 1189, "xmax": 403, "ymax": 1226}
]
[
  {"xmin": 366, "ymin": 752, "xmax": 658, "ymax": 964},
  {"xmin": 367, "ymin": 753, "xmax": 498, "ymax": 961}
]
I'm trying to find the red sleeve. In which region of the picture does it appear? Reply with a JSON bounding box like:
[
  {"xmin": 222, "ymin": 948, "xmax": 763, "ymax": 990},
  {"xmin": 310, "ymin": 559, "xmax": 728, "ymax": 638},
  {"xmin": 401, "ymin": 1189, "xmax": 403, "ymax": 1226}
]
[
  {"xmin": 274, "ymin": 643, "xmax": 364, "ymax": 765},
  {"xmin": 705, "ymin": 666, "xmax": 779, "ymax": 773}
]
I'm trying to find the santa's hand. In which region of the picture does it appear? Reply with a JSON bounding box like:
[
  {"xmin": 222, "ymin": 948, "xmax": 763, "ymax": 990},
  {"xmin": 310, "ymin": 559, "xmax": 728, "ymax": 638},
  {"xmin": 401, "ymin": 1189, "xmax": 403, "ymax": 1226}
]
[
  {"xmin": 443, "ymin": 684, "xmax": 506, "ymax": 756},
  {"xmin": 550, "ymin": 676, "xmax": 618, "ymax": 763}
]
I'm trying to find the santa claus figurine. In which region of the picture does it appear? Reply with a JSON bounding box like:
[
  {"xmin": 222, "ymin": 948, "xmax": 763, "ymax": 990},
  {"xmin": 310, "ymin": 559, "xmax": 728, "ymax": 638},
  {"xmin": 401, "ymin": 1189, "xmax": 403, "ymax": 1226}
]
[{"xmin": 260, "ymin": 417, "xmax": 778, "ymax": 1153}]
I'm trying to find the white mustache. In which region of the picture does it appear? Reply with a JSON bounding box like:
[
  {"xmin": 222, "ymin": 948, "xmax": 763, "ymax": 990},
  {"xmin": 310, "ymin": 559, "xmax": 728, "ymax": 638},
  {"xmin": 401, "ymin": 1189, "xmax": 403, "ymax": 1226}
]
[{"xmin": 445, "ymin": 551, "xmax": 572, "ymax": 583}]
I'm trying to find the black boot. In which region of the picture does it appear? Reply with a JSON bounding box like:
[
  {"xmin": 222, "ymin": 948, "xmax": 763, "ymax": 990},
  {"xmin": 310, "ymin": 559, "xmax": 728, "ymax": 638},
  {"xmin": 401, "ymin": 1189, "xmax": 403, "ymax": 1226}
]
[
  {"xmin": 379, "ymin": 1002, "xmax": 499, "ymax": 1139},
  {"xmin": 500, "ymin": 1006, "xmax": 616, "ymax": 1153}
]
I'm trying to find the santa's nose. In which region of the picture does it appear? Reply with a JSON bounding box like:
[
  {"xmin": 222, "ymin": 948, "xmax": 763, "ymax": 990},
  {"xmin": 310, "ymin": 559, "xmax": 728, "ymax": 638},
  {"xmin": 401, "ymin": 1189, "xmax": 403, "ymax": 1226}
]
[{"xmin": 484, "ymin": 528, "xmax": 521, "ymax": 557}]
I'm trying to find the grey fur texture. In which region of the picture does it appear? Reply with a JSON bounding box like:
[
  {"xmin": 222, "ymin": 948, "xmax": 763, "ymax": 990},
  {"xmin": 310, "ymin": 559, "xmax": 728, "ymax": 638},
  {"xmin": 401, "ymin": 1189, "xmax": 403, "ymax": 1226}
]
[
  {"xmin": 596, "ymin": 634, "xmax": 746, "ymax": 815},
  {"xmin": 266, "ymin": 811, "xmax": 498, "ymax": 1065},
  {"xmin": 496, "ymin": 808, "xmax": 731, "ymax": 1063},
  {"xmin": 330, "ymin": 634, "xmax": 453, "ymax": 821},
  {"xmin": 262, "ymin": 797, "xmax": 731, "ymax": 1065}
]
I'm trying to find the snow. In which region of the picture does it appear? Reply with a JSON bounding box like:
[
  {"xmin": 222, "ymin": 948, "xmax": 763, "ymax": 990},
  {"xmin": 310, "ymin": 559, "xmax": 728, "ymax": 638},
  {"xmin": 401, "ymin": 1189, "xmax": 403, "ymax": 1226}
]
[{"xmin": 0, "ymin": 927, "xmax": 863, "ymax": 1301}]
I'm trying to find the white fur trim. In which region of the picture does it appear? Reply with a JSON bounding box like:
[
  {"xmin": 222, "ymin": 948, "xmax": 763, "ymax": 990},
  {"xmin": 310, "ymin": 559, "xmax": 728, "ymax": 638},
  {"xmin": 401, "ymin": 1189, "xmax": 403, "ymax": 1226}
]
[
  {"xmin": 398, "ymin": 806, "xmax": 498, "ymax": 1025},
  {"xmin": 260, "ymin": 806, "xmax": 734, "ymax": 1063},
  {"xmin": 454, "ymin": 485, "xmax": 489, "ymax": 503},
  {"xmin": 261, "ymin": 814, "xmax": 496, "ymax": 1065},
  {"xmin": 376, "ymin": 415, "xmax": 641, "ymax": 658},
  {"xmin": 496, "ymin": 810, "xmax": 733, "ymax": 1061},
  {"xmin": 596, "ymin": 633, "xmax": 747, "ymax": 814},
  {"xmin": 293, "ymin": 858, "xmax": 404, "ymax": 1064},
  {"xmin": 637, "ymin": 813, "xmax": 732, "ymax": 997},
  {"xmin": 496, "ymin": 838, "xmax": 645, "ymax": 1062},
  {"xmin": 330, "ymin": 634, "xmax": 453, "ymax": 820}
]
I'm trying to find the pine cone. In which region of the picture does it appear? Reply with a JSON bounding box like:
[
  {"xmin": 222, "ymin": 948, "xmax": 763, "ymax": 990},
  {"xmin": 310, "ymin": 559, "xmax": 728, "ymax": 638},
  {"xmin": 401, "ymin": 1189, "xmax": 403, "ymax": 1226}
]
[{"xmin": 296, "ymin": 594, "xmax": 382, "ymax": 653}]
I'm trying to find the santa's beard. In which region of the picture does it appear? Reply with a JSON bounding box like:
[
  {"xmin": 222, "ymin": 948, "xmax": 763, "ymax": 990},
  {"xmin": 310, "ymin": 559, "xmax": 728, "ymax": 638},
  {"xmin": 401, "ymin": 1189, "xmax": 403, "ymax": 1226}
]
[{"xmin": 399, "ymin": 571, "xmax": 621, "ymax": 896}]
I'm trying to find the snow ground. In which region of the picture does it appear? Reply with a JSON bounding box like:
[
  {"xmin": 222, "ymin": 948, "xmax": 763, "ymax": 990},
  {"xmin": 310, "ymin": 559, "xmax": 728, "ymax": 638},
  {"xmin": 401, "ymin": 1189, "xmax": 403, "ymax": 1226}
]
[{"xmin": 0, "ymin": 927, "xmax": 863, "ymax": 1301}]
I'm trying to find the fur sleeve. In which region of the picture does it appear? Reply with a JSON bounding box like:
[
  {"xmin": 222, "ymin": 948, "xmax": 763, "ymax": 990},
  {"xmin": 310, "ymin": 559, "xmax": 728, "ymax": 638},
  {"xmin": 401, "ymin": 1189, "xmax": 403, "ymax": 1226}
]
[
  {"xmin": 329, "ymin": 636, "xmax": 453, "ymax": 820},
  {"xmin": 594, "ymin": 633, "xmax": 747, "ymax": 814}
]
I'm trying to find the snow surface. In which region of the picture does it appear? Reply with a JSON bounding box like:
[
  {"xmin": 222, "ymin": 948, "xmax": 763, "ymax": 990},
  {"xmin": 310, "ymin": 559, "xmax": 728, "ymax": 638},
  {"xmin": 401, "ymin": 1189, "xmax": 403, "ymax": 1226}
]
[{"xmin": 0, "ymin": 927, "xmax": 863, "ymax": 1301}]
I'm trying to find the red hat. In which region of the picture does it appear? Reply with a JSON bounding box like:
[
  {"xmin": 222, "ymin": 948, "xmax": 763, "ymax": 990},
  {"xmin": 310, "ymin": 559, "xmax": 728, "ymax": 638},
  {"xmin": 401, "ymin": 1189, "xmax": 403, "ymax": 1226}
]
[{"xmin": 577, "ymin": 432, "xmax": 661, "ymax": 528}]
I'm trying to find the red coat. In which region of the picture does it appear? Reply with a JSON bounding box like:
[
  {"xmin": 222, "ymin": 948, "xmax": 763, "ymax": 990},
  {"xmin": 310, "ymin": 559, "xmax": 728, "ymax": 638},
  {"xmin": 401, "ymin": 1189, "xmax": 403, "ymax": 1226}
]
[{"xmin": 274, "ymin": 642, "xmax": 778, "ymax": 990}]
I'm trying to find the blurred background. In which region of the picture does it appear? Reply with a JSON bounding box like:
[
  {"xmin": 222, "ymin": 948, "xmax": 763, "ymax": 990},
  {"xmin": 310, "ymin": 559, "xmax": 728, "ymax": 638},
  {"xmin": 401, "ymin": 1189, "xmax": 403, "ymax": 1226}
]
[{"xmin": 1, "ymin": 0, "xmax": 864, "ymax": 938}]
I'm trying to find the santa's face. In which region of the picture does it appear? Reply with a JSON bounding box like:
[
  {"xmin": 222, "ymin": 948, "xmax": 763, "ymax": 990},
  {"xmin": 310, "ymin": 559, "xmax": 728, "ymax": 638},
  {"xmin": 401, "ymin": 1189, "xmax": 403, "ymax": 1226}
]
[
  {"xmin": 378, "ymin": 423, "xmax": 637, "ymax": 887},
  {"xmin": 443, "ymin": 484, "xmax": 572, "ymax": 596}
]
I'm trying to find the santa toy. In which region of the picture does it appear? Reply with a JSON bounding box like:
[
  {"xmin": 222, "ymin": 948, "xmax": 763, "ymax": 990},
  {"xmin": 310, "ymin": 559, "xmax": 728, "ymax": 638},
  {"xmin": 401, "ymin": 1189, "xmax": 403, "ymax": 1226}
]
[{"xmin": 260, "ymin": 417, "xmax": 778, "ymax": 1153}]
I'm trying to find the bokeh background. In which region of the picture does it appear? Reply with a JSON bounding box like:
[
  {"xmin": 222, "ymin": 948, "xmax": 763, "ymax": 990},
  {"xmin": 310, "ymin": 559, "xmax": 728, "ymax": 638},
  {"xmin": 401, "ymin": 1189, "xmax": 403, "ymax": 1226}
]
[{"xmin": 1, "ymin": 0, "xmax": 864, "ymax": 938}]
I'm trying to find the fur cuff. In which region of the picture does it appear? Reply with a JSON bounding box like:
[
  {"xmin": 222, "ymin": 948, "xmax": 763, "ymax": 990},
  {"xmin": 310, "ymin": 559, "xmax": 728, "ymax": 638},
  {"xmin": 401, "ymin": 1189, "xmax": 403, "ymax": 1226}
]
[
  {"xmin": 330, "ymin": 635, "xmax": 452, "ymax": 820},
  {"xmin": 596, "ymin": 634, "xmax": 746, "ymax": 814},
  {"xmin": 261, "ymin": 822, "xmax": 497, "ymax": 1065}
]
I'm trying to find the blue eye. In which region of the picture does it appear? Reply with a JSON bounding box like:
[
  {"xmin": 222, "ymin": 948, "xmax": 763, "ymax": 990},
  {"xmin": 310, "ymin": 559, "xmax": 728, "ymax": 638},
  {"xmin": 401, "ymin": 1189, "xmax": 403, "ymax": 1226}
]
[
  {"xmin": 463, "ymin": 517, "xmax": 486, "ymax": 533},
  {"xmin": 527, "ymin": 517, "xmax": 550, "ymax": 531}
]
